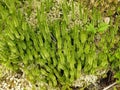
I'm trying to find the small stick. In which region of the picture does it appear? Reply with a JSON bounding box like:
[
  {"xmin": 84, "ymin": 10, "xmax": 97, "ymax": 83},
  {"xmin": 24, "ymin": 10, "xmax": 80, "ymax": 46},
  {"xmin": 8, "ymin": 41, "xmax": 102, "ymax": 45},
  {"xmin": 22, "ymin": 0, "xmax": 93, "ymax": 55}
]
[{"xmin": 103, "ymin": 82, "xmax": 117, "ymax": 90}]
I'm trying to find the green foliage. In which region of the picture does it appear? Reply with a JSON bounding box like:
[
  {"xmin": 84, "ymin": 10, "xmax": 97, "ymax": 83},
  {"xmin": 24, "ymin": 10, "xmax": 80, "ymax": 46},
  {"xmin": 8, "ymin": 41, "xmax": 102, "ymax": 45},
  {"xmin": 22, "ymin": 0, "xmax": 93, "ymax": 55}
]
[{"xmin": 0, "ymin": 0, "xmax": 120, "ymax": 89}]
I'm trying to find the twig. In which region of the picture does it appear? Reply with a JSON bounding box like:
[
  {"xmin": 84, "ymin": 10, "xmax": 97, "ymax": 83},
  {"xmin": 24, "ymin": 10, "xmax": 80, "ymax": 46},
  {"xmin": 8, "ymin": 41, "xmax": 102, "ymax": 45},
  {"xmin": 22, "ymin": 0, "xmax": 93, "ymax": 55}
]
[{"xmin": 103, "ymin": 82, "xmax": 117, "ymax": 90}]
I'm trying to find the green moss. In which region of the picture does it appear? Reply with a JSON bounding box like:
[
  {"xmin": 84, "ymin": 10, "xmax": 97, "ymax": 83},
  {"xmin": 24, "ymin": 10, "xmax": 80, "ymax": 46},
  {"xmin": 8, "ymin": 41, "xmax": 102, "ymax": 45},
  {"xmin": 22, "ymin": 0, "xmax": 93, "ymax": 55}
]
[{"xmin": 0, "ymin": 0, "xmax": 120, "ymax": 89}]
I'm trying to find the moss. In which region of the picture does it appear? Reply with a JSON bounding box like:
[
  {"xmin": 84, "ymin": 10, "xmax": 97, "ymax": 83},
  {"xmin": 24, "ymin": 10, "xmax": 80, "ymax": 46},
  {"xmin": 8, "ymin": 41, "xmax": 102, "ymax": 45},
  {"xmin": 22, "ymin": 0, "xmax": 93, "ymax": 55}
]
[{"xmin": 0, "ymin": 0, "xmax": 120, "ymax": 89}]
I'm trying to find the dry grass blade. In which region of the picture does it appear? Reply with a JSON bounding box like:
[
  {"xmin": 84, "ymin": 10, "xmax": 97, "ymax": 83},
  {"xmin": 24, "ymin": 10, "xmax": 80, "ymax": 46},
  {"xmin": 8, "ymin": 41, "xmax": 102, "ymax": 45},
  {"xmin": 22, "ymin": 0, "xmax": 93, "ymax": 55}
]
[{"xmin": 103, "ymin": 82, "xmax": 117, "ymax": 90}]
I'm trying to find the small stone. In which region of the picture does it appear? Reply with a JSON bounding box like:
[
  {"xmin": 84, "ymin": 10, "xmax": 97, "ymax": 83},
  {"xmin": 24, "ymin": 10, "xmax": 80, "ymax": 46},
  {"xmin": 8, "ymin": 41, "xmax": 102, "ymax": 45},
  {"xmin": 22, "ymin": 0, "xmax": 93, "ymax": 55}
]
[{"xmin": 103, "ymin": 17, "xmax": 110, "ymax": 24}]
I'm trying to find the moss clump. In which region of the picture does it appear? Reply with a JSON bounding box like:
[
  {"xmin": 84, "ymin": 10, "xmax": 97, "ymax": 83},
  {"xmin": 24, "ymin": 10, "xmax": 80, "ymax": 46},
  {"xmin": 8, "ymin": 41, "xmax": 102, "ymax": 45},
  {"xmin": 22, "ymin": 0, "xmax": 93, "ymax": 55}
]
[{"xmin": 0, "ymin": 0, "xmax": 120, "ymax": 89}]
